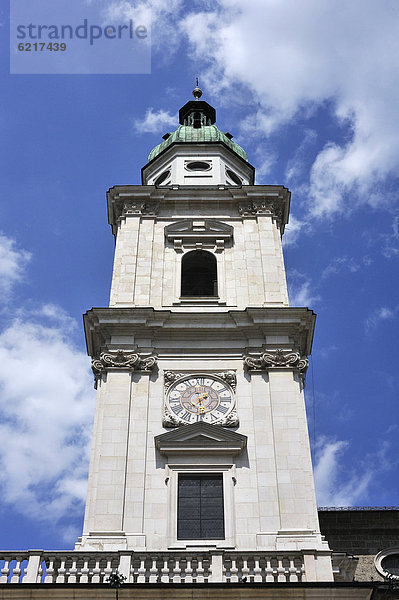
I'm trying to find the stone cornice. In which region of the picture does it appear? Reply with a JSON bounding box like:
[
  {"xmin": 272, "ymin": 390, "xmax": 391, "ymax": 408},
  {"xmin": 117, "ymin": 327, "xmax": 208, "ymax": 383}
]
[
  {"xmin": 244, "ymin": 348, "xmax": 309, "ymax": 378},
  {"xmin": 83, "ymin": 307, "xmax": 316, "ymax": 360},
  {"xmin": 107, "ymin": 185, "xmax": 290, "ymax": 236},
  {"xmin": 91, "ymin": 349, "xmax": 157, "ymax": 387}
]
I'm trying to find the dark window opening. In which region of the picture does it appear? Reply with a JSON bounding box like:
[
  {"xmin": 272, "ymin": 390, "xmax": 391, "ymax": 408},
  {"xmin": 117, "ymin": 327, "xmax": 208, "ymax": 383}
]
[
  {"xmin": 186, "ymin": 161, "xmax": 211, "ymax": 171},
  {"xmin": 154, "ymin": 170, "xmax": 170, "ymax": 186},
  {"xmin": 226, "ymin": 168, "xmax": 242, "ymax": 186},
  {"xmin": 193, "ymin": 111, "xmax": 202, "ymax": 128},
  {"xmin": 181, "ymin": 250, "xmax": 218, "ymax": 297},
  {"xmin": 178, "ymin": 474, "xmax": 225, "ymax": 540}
]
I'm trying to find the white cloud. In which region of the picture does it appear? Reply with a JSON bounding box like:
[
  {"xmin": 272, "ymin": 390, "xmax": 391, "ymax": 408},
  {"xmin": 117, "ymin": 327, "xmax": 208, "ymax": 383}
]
[
  {"xmin": 380, "ymin": 215, "xmax": 399, "ymax": 258},
  {"xmin": 0, "ymin": 309, "xmax": 95, "ymax": 537},
  {"xmin": 285, "ymin": 129, "xmax": 317, "ymax": 184},
  {"xmin": 321, "ymin": 256, "xmax": 360, "ymax": 279},
  {"xmin": 102, "ymin": 0, "xmax": 183, "ymax": 52},
  {"xmin": 288, "ymin": 270, "xmax": 320, "ymax": 307},
  {"xmin": 314, "ymin": 436, "xmax": 392, "ymax": 506},
  {"xmin": 365, "ymin": 306, "xmax": 397, "ymax": 331},
  {"xmin": 0, "ymin": 233, "xmax": 31, "ymax": 298},
  {"xmin": 314, "ymin": 438, "xmax": 373, "ymax": 506},
  {"xmin": 283, "ymin": 215, "xmax": 308, "ymax": 247},
  {"xmin": 133, "ymin": 107, "xmax": 177, "ymax": 134},
  {"xmin": 179, "ymin": 0, "xmax": 399, "ymax": 218}
]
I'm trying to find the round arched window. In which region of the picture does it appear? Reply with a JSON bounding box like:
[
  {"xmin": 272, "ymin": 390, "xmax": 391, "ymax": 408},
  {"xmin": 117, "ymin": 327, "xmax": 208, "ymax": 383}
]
[
  {"xmin": 375, "ymin": 549, "xmax": 399, "ymax": 579},
  {"xmin": 181, "ymin": 250, "xmax": 218, "ymax": 297},
  {"xmin": 185, "ymin": 161, "xmax": 211, "ymax": 171},
  {"xmin": 154, "ymin": 170, "xmax": 170, "ymax": 186}
]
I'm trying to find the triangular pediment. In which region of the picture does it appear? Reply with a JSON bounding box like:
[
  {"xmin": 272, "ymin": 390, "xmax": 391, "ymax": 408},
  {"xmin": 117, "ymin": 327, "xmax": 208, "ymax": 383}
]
[{"xmin": 155, "ymin": 422, "xmax": 246, "ymax": 456}]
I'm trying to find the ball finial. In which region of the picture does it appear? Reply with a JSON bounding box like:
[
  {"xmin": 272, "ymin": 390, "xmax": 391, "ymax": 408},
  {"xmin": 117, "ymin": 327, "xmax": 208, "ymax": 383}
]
[{"xmin": 192, "ymin": 77, "xmax": 202, "ymax": 100}]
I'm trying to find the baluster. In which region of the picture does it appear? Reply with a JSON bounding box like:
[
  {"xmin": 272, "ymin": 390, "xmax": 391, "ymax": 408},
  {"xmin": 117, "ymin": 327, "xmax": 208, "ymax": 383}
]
[
  {"xmin": 289, "ymin": 557, "xmax": 298, "ymax": 582},
  {"xmin": 253, "ymin": 556, "xmax": 262, "ymax": 582},
  {"xmin": 91, "ymin": 559, "xmax": 101, "ymax": 583},
  {"xmin": 196, "ymin": 557, "xmax": 204, "ymax": 583},
  {"xmin": 68, "ymin": 557, "xmax": 78, "ymax": 583},
  {"xmin": 277, "ymin": 557, "xmax": 286, "ymax": 582},
  {"xmin": 0, "ymin": 560, "xmax": 10, "ymax": 583},
  {"xmin": 242, "ymin": 556, "xmax": 250, "ymax": 582},
  {"xmin": 137, "ymin": 556, "xmax": 146, "ymax": 583},
  {"xmin": 56, "ymin": 557, "xmax": 66, "ymax": 583},
  {"xmin": 44, "ymin": 556, "xmax": 55, "ymax": 583},
  {"xmin": 37, "ymin": 561, "xmax": 43, "ymax": 583},
  {"xmin": 265, "ymin": 558, "xmax": 274, "ymax": 582},
  {"xmin": 185, "ymin": 557, "xmax": 193, "ymax": 583},
  {"xmin": 230, "ymin": 558, "xmax": 239, "ymax": 583},
  {"xmin": 79, "ymin": 557, "xmax": 90, "ymax": 583},
  {"xmin": 10, "ymin": 558, "xmax": 22, "ymax": 583},
  {"xmin": 173, "ymin": 556, "xmax": 181, "ymax": 582},
  {"xmin": 103, "ymin": 558, "xmax": 113, "ymax": 583},
  {"xmin": 300, "ymin": 561, "xmax": 306, "ymax": 582},
  {"xmin": 161, "ymin": 557, "xmax": 169, "ymax": 583},
  {"xmin": 149, "ymin": 557, "xmax": 158, "ymax": 583}
]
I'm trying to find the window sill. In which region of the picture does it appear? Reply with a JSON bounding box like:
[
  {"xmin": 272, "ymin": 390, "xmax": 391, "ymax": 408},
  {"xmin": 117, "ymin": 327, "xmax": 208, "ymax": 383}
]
[
  {"xmin": 168, "ymin": 541, "xmax": 233, "ymax": 550},
  {"xmin": 174, "ymin": 297, "xmax": 226, "ymax": 305}
]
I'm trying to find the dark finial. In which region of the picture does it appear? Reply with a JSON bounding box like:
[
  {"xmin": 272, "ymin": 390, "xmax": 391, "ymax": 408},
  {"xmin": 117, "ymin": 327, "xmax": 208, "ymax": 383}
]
[{"xmin": 192, "ymin": 77, "xmax": 202, "ymax": 100}]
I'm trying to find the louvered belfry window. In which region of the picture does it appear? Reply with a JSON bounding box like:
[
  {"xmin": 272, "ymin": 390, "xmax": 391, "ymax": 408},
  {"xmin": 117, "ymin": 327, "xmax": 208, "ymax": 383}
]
[{"xmin": 177, "ymin": 474, "xmax": 225, "ymax": 539}]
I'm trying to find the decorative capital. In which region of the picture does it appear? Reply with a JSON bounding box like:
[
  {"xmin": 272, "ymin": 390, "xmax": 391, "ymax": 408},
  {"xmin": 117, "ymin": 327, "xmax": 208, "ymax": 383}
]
[
  {"xmin": 244, "ymin": 348, "xmax": 308, "ymax": 378},
  {"xmin": 123, "ymin": 200, "xmax": 159, "ymax": 216},
  {"xmin": 92, "ymin": 350, "xmax": 157, "ymax": 386},
  {"xmin": 238, "ymin": 198, "xmax": 284, "ymax": 227},
  {"xmin": 112, "ymin": 199, "xmax": 159, "ymax": 222}
]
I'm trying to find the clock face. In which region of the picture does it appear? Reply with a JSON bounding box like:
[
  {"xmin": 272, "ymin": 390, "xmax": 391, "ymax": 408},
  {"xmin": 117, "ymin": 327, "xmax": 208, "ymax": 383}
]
[{"xmin": 166, "ymin": 375, "xmax": 234, "ymax": 425}]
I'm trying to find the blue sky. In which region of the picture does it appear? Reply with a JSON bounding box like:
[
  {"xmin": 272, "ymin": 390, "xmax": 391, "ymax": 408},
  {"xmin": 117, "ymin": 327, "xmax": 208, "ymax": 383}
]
[{"xmin": 1, "ymin": 0, "xmax": 398, "ymax": 550}]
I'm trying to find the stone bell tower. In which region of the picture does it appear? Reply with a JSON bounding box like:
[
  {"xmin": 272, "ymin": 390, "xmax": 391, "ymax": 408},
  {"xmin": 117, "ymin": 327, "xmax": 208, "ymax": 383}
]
[{"xmin": 76, "ymin": 83, "xmax": 333, "ymax": 582}]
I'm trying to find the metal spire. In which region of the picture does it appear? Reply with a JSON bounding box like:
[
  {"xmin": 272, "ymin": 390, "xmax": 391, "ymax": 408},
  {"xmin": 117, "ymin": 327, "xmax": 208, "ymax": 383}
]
[{"xmin": 192, "ymin": 77, "xmax": 202, "ymax": 100}]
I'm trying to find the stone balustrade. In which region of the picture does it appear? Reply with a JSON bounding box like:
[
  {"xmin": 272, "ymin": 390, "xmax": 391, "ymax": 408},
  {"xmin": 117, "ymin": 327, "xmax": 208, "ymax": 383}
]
[{"xmin": 0, "ymin": 550, "xmax": 340, "ymax": 584}]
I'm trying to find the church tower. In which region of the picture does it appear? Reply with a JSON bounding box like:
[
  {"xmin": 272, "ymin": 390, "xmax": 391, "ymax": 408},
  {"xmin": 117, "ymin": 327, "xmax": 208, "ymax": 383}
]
[{"xmin": 76, "ymin": 84, "xmax": 333, "ymax": 582}]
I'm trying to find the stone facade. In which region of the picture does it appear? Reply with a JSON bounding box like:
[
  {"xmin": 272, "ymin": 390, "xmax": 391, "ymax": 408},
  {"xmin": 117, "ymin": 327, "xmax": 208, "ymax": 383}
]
[{"xmin": 106, "ymin": 186, "xmax": 290, "ymax": 309}]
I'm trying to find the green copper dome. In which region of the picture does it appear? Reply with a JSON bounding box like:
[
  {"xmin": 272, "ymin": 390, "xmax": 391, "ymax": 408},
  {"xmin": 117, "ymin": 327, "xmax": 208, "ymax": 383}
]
[{"xmin": 148, "ymin": 124, "xmax": 248, "ymax": 163}]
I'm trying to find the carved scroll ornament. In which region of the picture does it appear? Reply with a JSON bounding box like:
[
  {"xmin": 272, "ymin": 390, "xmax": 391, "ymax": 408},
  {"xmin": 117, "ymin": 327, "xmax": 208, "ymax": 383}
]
[
  {"xmin": 244, "ymin": 348, "xmax": 308, "ymax": 376},
  {"xmin": 92, "ymin": 350, "xmax": 157, "ymax": 384}
]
